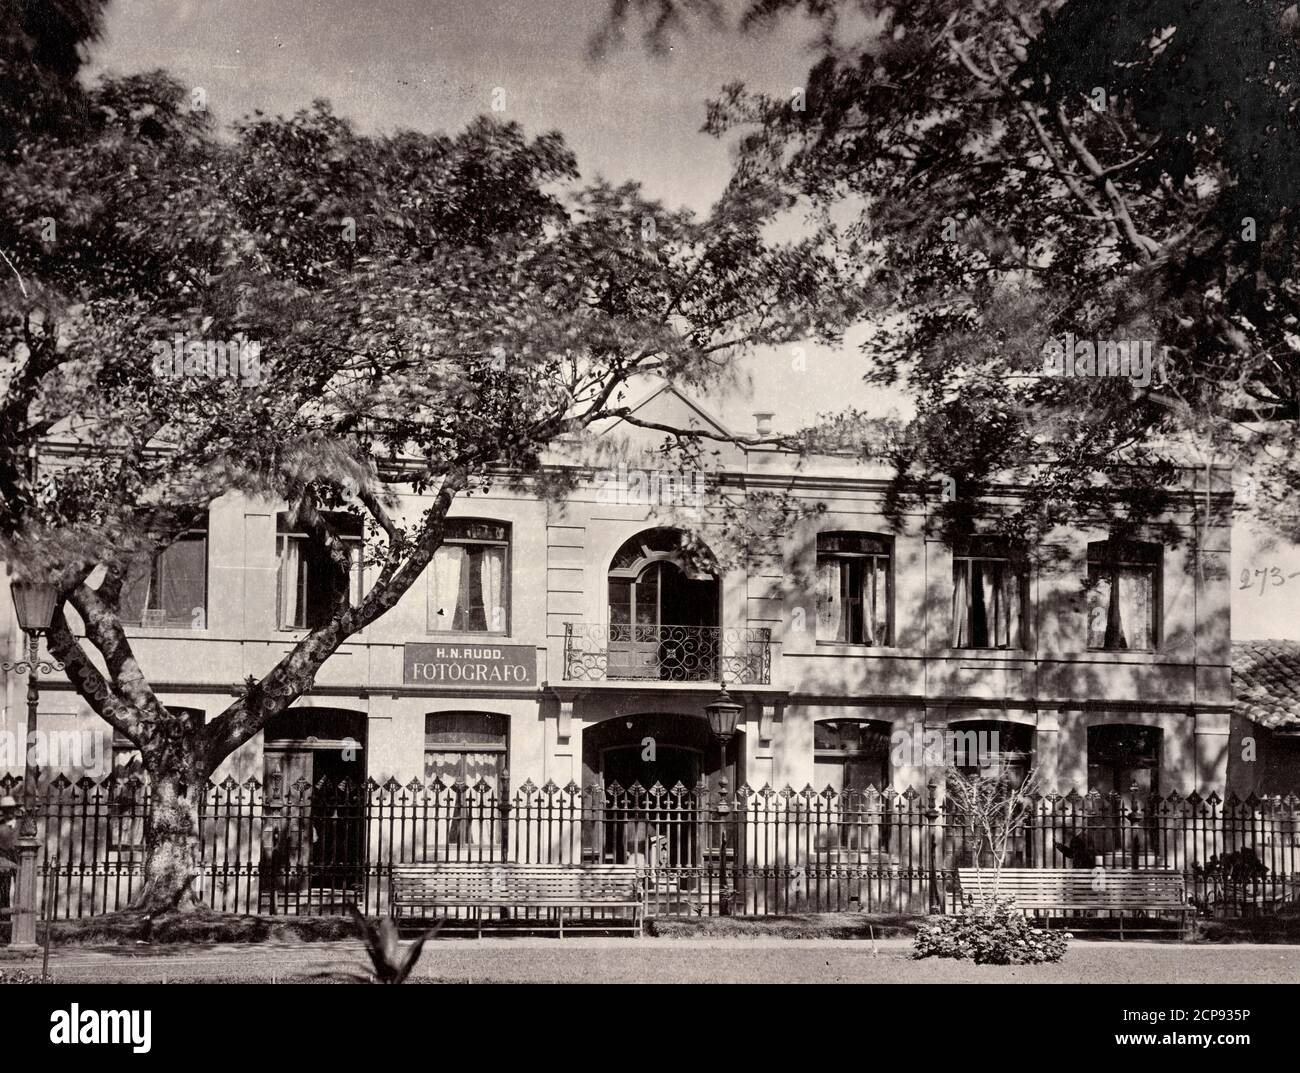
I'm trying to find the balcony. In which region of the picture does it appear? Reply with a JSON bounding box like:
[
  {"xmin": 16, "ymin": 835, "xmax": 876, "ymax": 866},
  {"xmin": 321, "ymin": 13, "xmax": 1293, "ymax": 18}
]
[{"xmin": 563, "ymin": 623, "xmax": 772, "ymax": 685}]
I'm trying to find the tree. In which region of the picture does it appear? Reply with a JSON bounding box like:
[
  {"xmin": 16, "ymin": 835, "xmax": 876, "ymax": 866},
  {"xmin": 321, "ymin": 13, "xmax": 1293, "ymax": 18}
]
[
  {"xmin": 0, "ymin": 0, "xmax": 106, "ymax": 153},
  {"xmin": 602, "ymin": 0, "xmax": 1300, "ymax": 542},
  {"xmin": 0, "ymin": 69, "xmax": 861, "ymax": 910},
  {"xmin": 944, "ymin": 765, "xmax": 1041, "ymax": 901}
]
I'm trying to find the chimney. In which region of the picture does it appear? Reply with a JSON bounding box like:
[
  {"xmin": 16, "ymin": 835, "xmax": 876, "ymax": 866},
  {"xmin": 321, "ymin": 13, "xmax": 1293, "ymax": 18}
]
[{"xmin": 753, "ymin": 411, "xmax": 775, "ymax": 436}]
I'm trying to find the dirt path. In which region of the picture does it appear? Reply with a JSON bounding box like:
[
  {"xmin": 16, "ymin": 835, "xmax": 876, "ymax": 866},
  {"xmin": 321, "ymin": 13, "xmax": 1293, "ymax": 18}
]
[{"xmin": 6, "ymin": 938, "xmax": 1300, "ymax": 984}]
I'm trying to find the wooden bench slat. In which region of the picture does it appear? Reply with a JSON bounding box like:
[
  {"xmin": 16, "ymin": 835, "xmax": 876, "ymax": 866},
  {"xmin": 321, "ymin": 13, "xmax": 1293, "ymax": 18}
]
[
  {"xmin": 954, "ymin": 868, "xmax": 1193, "ymax": 938},
  {"xmin": 390, "ymin": 862, "xmax": 645, "ymax": 937}
]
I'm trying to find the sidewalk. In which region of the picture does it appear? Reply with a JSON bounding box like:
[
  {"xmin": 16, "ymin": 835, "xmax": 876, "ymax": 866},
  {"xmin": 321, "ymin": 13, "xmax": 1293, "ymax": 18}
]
[{"xmin": 5, "ymin": 938, "xmax": 1300, "ymax": 984}]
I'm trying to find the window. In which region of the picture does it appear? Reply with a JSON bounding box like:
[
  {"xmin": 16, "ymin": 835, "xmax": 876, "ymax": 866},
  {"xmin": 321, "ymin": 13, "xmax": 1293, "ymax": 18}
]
[
  {"xmin": 108, "ymin": 733, "xmax": 145, "ymax": 853},
  {"xmin": 424, "ymin": 712, "xmax": 508, "ymax": 849},
  {"xmin": 1087, "ymin": 540, "xmax": 1160, "ymax": 651},
  {"xmin": 950, "ymin": 720, "xmax": 1033, "ymax": 785},
  {"xmin": 816, "ymin": 533, "xmax": 892, "ymax": 645},
  {"xmin": 428, "ymin": 521, "xmax": 509, "ymax": 634},
  {"xmin": 952, "ymin": 538, "xmax": 1026, "ymax": 649},
  {"xmin": 813, "ymin": 720, "xmax": 892, "ymax": 793},
  {"xmin": 1088, "ymin": 724, "xmax": 1161, "ymax": 797},
  {"xmin": 120, "ymin": 527, "xmax": 208, "ymax": 628},
  {"xmin": 277, "ymin": 513, "xmax": 364, "ymax": 630}
]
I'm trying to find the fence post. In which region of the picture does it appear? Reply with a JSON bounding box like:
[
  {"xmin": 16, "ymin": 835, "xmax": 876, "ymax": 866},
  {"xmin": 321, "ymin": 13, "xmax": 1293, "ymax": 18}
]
[
  {"xmin": 8, "ymin": 835, "xmax": 39, "ymax": 951},
  {"xmin": 499, "ymin": 768, "xmax": 512, "ymax": 862},
  {"xmin": 925, "ymin": 778, "xmax": 941, "ymax": 913}
]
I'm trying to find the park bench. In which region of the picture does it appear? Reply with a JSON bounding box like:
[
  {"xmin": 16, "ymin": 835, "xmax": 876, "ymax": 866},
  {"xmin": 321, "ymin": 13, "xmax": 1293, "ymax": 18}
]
[
  {"xmin": 389, "ymin": 862, "xmax": 645, "ymax": 937},
  {"xmin": 955, "ymin": 867, "xmax": 1195, "ymax": 939}
]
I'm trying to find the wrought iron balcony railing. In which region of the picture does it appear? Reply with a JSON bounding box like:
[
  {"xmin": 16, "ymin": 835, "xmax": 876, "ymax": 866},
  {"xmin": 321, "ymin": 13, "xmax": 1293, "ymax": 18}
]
[{"xmin": 563, "ymin": 623, "xmax": 772, "ymax": 684}]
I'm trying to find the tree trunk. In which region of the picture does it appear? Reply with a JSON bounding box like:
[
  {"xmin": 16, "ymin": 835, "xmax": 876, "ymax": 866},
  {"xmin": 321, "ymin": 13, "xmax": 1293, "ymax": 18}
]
[{"xmin": 131, "ymin": 765, "xmax": 205, "ymax": 914}]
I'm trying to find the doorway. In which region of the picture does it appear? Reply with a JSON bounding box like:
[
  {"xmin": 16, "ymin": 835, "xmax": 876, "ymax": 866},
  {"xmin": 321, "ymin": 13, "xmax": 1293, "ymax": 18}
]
[
  {"xmin": 261, "ymin": 708, "xmax": 367, "ymax": 901},
  {"xmin": 607, "ymin": 529, "xmax": 721, "ymax": 681},
  {"xmin": 581, "ymin": 713, "xmax": 742, "ymax": 870}
]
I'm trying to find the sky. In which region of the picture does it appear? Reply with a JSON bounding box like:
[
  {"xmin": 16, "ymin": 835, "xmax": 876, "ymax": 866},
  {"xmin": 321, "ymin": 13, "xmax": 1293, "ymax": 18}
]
[
  {"xmin": 83, "ymin": 1, "xmax": 1299, "ymax": 640},
  {"xmin": 85, "ymin": 0, "xmax": 895, "ymax": 434}
]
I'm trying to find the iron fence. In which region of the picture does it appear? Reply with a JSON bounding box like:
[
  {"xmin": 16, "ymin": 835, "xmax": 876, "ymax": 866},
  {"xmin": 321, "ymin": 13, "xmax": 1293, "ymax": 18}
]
[{"xmin": 3, "ymin": 772, "xmax": 1298, "ymax": 922}]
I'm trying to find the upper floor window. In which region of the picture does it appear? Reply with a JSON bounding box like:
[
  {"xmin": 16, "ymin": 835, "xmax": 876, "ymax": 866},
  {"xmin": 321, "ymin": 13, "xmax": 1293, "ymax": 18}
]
[
  {"xmin": 428, "ymin": 521, "xmax": 509, "ymax": 634},
  {"xmin": 277, "ymin": 513, "xmax": 363, "ymax": 630},
  {"xmin": 952, "ymin": 537, "xmax": 1026, "ymax": 650},
  {"xmin": 1086, "ymin": 540, "xmax": 1160, "ymax": 651},
  {"xmin": 121, "ymin": 525, "xmax": 208, "ymax": 629},
  {"xmin": 815, "ymin": 533, "xmax": 892, "ymax": 645}
]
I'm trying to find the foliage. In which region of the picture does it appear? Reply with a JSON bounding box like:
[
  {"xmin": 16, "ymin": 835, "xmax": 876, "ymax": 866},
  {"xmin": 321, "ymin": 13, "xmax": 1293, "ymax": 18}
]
[
  {"xmin": 346, "ymin": 905, "xmax": 440, "ymax": 984},
  {"xmin": 603, "ymin": 0, "xmax": 1300, "ymax": 543},
  {"xmin": 943, "ymin": 765, "xmax": 1041, "ymax": 891},
  {"xmin": 0, "ymin": 968, "xmax": 50, "ymax": 983},
  {"xmin": 0, "ymin": 53, "xmax": 862, "ymax": 908},
  {"xmin": 914, "ymin": 897, "xmax": 1070, "ymax": 964},
  {"xmin": 0, "ymin": 0, "xmax": 106, "ymax": 152},
  {"xmin": 1194, "ymin": 849, "xmax": 1271, "ymax": 886}
]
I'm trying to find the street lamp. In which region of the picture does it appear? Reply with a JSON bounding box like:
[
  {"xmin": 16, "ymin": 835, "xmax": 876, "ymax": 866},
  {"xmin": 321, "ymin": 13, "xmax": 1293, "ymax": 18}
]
[
  {"xmin": 704, "ymin": 681, "xmax": 743, "ymax": 915},
  {"xmin": 3, "ymin": 579, "xmax": 64, "ymax": 837}
]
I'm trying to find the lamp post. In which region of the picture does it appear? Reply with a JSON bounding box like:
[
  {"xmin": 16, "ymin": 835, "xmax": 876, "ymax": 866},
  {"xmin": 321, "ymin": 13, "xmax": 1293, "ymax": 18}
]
[
  {"xmin": 3, "ymin": 578, "xmax": 62, "ymax": 950},
  {"xmin": 704, "ymin": 681, "xmax": 742, "ymax": 916}
]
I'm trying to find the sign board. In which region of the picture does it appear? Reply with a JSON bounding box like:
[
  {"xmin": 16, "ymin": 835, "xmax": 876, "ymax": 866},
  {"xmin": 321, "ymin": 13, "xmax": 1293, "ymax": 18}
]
[{"xmin": 403, "ymin": 643, "xmax": 537, "ymax": 687}]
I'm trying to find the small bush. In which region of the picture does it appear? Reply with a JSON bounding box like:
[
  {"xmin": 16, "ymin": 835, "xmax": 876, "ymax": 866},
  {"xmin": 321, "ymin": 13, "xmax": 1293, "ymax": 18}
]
[
  {"xmin": 913, "ymin": 898, "xmax": 1069, "ymax": 965},
  {"xmin": 0, "ymin": 969, "xmax": 50, "ymax": 984}
]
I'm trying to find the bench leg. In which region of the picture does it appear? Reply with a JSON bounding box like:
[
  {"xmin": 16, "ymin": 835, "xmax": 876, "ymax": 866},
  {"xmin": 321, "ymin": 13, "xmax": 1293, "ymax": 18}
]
[
  {"xmin": 476, "ymin": 907, "xmax": 482, "ymax": 941},
  {"xmin": 558, "ymin": 910, "xmax": 564, "ymax": 939},
  {"xmin": 1118, "ymin": 914, "xmax": 1123, "ymax": 941}
]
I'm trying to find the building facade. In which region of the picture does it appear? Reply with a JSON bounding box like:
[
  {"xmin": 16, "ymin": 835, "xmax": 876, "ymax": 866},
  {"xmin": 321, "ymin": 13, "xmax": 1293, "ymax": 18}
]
[{"xmin": 2, "ymin": 386, "xmax": 1242, "ymax": 810}]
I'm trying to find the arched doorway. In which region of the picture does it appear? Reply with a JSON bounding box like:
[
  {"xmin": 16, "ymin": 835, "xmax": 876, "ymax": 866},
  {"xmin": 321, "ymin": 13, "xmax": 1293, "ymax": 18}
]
[
  {"xmin": 581, "ymin": 712, "xmax": 743, "ymax": 875},
  {"xmin": 607, "ymin": 529, "xmax": 721, "ymax": 680},
  {"xmin": 261, "ymin": 707, "xmax": 367, "ymax": 904}
]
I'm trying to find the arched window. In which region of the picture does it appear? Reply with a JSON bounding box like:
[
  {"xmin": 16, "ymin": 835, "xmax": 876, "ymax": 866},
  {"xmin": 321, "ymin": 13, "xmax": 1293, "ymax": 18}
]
[
  {"xmin": 814, "ymin": 720, "xmax": 892, "ymax": 792},
  {"xmin": 1088, "ymin": 724, "xmax": 1161, "ymax": 797},
  {"xmin": 816, "ymin": 533, "xmax": 892, "ymax": 645},
  {"xmin": 1086, "ymin": 540, "xmax": 1161, "ymax": 651}
]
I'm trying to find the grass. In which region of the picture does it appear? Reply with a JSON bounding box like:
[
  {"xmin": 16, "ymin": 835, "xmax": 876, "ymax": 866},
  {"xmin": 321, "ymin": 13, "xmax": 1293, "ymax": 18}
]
[
  {"xmin": 9, "ymin": 907, "xmax": 1300, "ymax": 950},
  {"xmin": 1195, "ymin": 915, "xmax": 1300, "ymax": 944},
  {"xmin": 648, "ymin": 912, "xmax": 922, "ymax": 939},
  {"xmin": 35, "ymin": 908, "xmax": 357, "ymax": 947}
]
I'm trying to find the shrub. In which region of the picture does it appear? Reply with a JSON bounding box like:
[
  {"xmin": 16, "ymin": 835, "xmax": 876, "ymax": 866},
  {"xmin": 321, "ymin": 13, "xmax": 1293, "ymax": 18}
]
[
  {"xmin": 0, "ymin": 969, "xmax": 50, "ymax": 984},
  {"xmin": 913, "ymin": 897, "xmax": 1069, "ymax": 965}
]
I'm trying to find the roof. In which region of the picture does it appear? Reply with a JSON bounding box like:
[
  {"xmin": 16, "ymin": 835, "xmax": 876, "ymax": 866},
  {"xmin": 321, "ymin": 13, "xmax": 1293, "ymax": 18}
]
[
  {"xmin": 1233, "ymin": 640, "xmax": 1300, "ymax": 731},
  {"xmin": 611, "ymin": 382, "xmax": 735, "ymax": 440}
]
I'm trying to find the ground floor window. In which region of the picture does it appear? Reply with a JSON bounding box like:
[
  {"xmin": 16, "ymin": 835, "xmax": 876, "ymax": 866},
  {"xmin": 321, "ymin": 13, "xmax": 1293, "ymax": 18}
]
[
  {"xmin": 424, "ymin": 712, "xmax": 508, "ymax": 849},
  {"xmin": 813, "ymin": 719, "xmax": 893, "ymax": 855},
  {"xmin": 813, "ymin": 719, "xmax": 891, "ymax": 793},
  {"xmin": 1087, "ymin": 724, "xmax": 1161, "ymax": 797},
  {"xmin": 950, "ymin": 720, "xmax": 1034, "ymax": 785}
]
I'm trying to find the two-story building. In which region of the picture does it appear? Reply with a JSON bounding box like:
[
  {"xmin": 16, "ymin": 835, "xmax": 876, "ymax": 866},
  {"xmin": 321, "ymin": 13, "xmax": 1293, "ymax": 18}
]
[{"xmin": 2, "ymin": 384, "xmax": 1242, "ymax": 810}]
